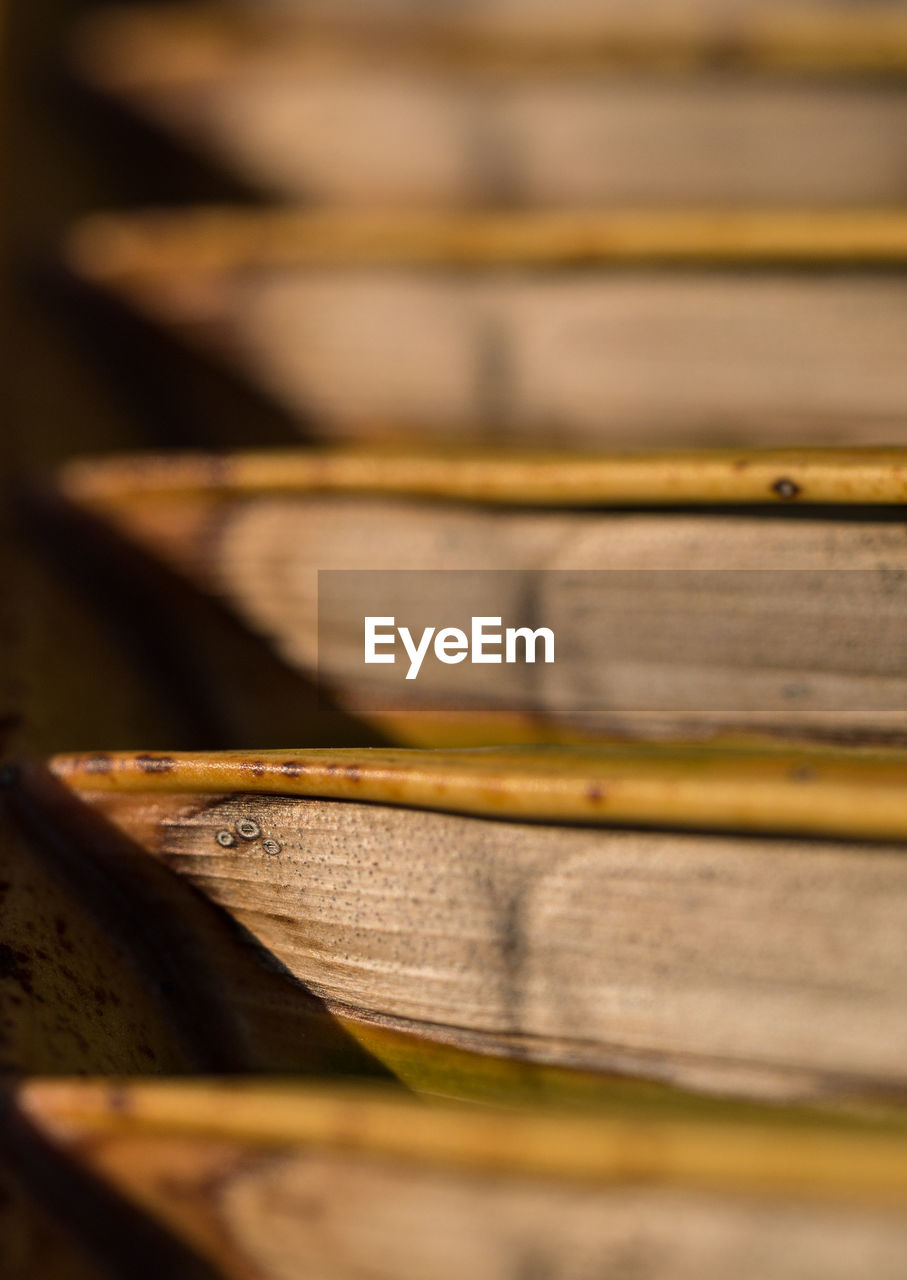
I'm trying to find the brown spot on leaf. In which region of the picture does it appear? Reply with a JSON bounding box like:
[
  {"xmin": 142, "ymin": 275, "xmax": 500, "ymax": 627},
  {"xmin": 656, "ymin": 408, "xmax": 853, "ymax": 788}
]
[
  {"xmin": 772, "ymin": 477, "xmax": 801, "ymax": 501},
  {"xmin": 281, "ymin": 761, "xmax": 301, "ymax": 778},
  {"xmin": 586, "ymin": 784, "xmax": 606, "ymax": 803},
  {"xmin": 790, "ymin": 766, "xmax": 816, "ymax": 783},
  {"xmin": 108, "ymin": 1086, "xmax": 131, "ymax": 1114},
  {"xmin": 134, "ymin": 755, "xmax": 175, "ymax": 774}
]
